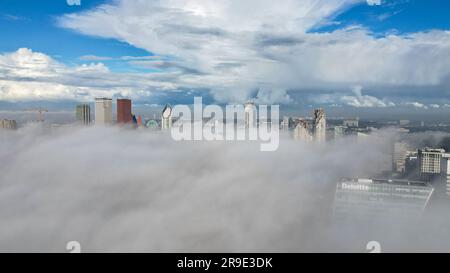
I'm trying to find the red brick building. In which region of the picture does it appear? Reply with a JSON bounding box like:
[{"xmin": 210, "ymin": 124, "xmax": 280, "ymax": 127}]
[{"xmin": 117, "ymin": 99, "xmax": 132, "ymax": 124}]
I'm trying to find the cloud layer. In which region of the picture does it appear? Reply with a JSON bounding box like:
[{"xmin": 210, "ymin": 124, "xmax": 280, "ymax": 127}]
[
  {"xmin": 55, "ymin": 0, "xmax": 450, "ymax": 104},
  {"xmin": 0, "ymin": 48, "xmax": 177, "ymax": 102},
  {"xmin": 1, "ymin": 125, "xmax": 449, "ymax": 252},
  {"xmin": 1, "ymin": 0, "xmax": 450, "ymax": 107}
]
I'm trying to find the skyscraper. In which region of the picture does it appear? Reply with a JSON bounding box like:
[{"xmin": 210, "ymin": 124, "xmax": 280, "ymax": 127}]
[
  {"xmin": 443, "ymin": 154, "xmax": 450, "ymax": 196},
  {"xmin": 334, "ymin": 126, "xmax": 346, "ymax": 139},
  {"xmin": 313, "ymin": 109, "xmax": 326, "ymax": 142},
  {"xmin": 419, "ymin": 148, "xmax": 445, "ymax": 176},
  {"xmin": 334, "ymin": 178, "xmax": 434, "ymax": 223},
  {"xmin": 117, "ymin": 99, "xmax": 132, "ymax": 124},
  {"xmin": 393, "ymin": 142, "xmax": 409, "ymax": 173},
  {"xmin": 0, "ymin": 119, "xmax": 17, "ymax": 130},
  {"xmin": 244, "ymin": 102, "xmax": 257, "ymax": 129},
  {"xmin": 343, "ymin": 118, "xmax": 359, "ymax": 128},
  {"xmin": 293, "ymin": 120, "xmax": 312, "ymax": 142},
  {"xmin": 161, "ymin": 104, "xmax": 173, "ymax": 130},
  {"xmin": 95, "ymin": 98, "xmax": 113, "ymax": 125},
  {"xmin": 76, "ymin": 104, "xmax": 91, "ymax": 125},
  {"xmin": 137, "ymin": 115, "xmax": 143, "ymax": 127},
  {"xmin": 281, "ymin": 116, "xmax": 292, "ymax": 132}
]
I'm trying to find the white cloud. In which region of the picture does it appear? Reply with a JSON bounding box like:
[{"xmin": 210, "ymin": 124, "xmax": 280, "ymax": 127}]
[
  {"xmin": 429, "ymin": 104, "xmax": 440, "ymax": 109},
  {"xmin": 53, "ymin": 0, "xmax": 450, "ymax": 104},
  {"xmin": 340, "ymin": 86, "xmax": 394, "ymax": 108},
  {"xmin": 366, "ymin": 0, "xmax": 381, "ymax": 6},
  {"xmin": 310, "ymin": 86, "xmax": 395, "ymax": 108},
  {"xmin": 2, "ymin": 0, "xmax": 450, "ymax": 106},
  {"xmin": 0, "ymin": 48, "xmax": 175, "ymax": 101},
  {"xmin": 404, "ymin": 102, "xmax": 429, "ymax": 109}
]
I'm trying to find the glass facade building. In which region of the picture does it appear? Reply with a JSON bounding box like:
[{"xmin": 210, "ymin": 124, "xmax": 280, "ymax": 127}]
[{"xmin": 334, "ymin": 178, "xmax": 434, "ymax": 223}]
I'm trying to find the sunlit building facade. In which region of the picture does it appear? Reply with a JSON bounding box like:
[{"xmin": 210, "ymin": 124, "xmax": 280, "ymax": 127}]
[
  {"xmin": 95, "ymin": 98, "xmax": 113, "ymax": 125},
  {"xmin": 293, "ymin": 120, "xmax": 312, "ymax": 142},
  {"xmin": 161, "ymin": 104, "xmax": 173, "ymax": 130},
  {"xmin": 393, "ymin": 142, "xmax": 409, "ymax": 173}
]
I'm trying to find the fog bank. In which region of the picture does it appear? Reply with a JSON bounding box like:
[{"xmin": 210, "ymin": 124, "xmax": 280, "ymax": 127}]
[{"xmin": 0, "ymin": 125, "xmax": 448, "ymax": 252}]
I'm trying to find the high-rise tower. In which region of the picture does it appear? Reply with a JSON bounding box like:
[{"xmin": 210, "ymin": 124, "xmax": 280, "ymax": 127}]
[
  {"xmin": 313, "ymin": 109, "xmax": 326, "ymax": 142},
  {"xmin": 76, "ymin": 104, "xmax": 91, "ymax": 125},
  {"xmin": 161, "ymin": 104, "xmax": 173, "ymax": 130},
  {"xmin": 95, "ymin": 98, "xmax": 113, "ymax": 125},
  {"xmin": 117, "ymin": 99, "xmax": 132, "ymax": 124}
]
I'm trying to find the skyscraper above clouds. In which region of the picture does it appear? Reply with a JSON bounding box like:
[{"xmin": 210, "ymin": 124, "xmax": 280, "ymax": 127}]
[
  {"xmin": 95, "ymin": 98, "xmax": 113, "ymax": 125},
  {"xmin": 161, "ymin": 104, "xmax": 173, "ymax": 130},
  {"xmin": 117, "ymin": 99, "xmax": 133, "ymax": 124},
  {"xmin": 76, "ymin": 104, "xmax": 91, "ymax": 125},
  {"xmin": 313, "ymin": 109, "xmax": 326, "ymax": 143}
]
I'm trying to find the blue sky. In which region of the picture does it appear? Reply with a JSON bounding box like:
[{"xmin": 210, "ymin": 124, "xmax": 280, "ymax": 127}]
[
  {"xmin": 315, "ymin": 0, "xmax": 450, "ymax": 34},
  {"xmin": 0, "ymin": 0, "xmax": 450, "ymax": 114},
  {"xmin": 0, "ymin": 0, "xmax": 149, "ymax": 71}
]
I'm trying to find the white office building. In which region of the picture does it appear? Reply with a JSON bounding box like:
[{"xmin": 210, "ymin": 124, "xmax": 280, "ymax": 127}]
[
  {"xmin": 161, "ymin": 104, "xmax": 173, "ymax": 130},
  {"xmin": 419, "ymin": 148, "xmax": 446, "ymax": 176},
  {"xmin": 95, "ymin": 98, "xmax": 113, "ymax": 125},
  {"xmin": 293, "ymin": 120, "xmax": 312, "ymax": 142}
]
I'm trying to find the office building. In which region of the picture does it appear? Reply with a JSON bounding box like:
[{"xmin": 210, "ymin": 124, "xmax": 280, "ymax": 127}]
[
  {"xmin": 343, "ymin": 118, "xmax": 359, "ymax": 128},
  {"xmin": 404, "ymin": 152, "xmax": 420, "ymax": 179},
  {"xmin": 399, "ymin": 120, "xmax": 410, "ymax": 126},
  {"xmin": 76, "ymin": 104, "xmax": 91, "ymax": 125},
  {"xmin": 95, "ymin": 98, "xmax": 113, "ymax": 125},
  {"xmin": 334, "ymin": 126, "xmax": 346, "ymax": 139},
  {"xmin": 313, "ymin": 109, "xmax": 326, "ymax": 142},
  {"xmin": 393, "ymin": 142, "xmax": 409, "ymax": 173},
  {"xmin": 117, "ymin": 99, "xmax": 133, "ymax": 124},
  {"xmin": 0, "ymin": 119, "xmax": 17, "ymax": 130},
  {"xmin": 161, "ymin": 104, "xmax": 173, "ymax": 130},
  {"xmin": 419, "ymin": 148, "xmax": 446, "ymax": 176},
  {"xmin": 334, "ymin": 178, "xmax": 434, "ymax": 223},
  {"xmin": 293, "ymin": 120, "xmax": 312, "ymax": 142},
  {"xmin": 439, "ymin": 153, "xmax": 450, "ymax": 196}
]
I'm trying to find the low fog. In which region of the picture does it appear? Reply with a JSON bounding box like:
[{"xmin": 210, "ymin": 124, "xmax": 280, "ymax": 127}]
[{"xmin": 0, "ymin": 125, "xmax": 449, "ymax": 252}]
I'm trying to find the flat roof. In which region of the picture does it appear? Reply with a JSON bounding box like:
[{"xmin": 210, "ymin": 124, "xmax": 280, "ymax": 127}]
[{"xmin": 339, "ymin": 177, "xmax": 431, "ymax": 187}]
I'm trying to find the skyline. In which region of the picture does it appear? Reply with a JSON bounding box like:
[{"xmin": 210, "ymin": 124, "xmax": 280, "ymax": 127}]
[{"xmin": 0, "ymin": 0, "xmax": 450, "ymax": 115}]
